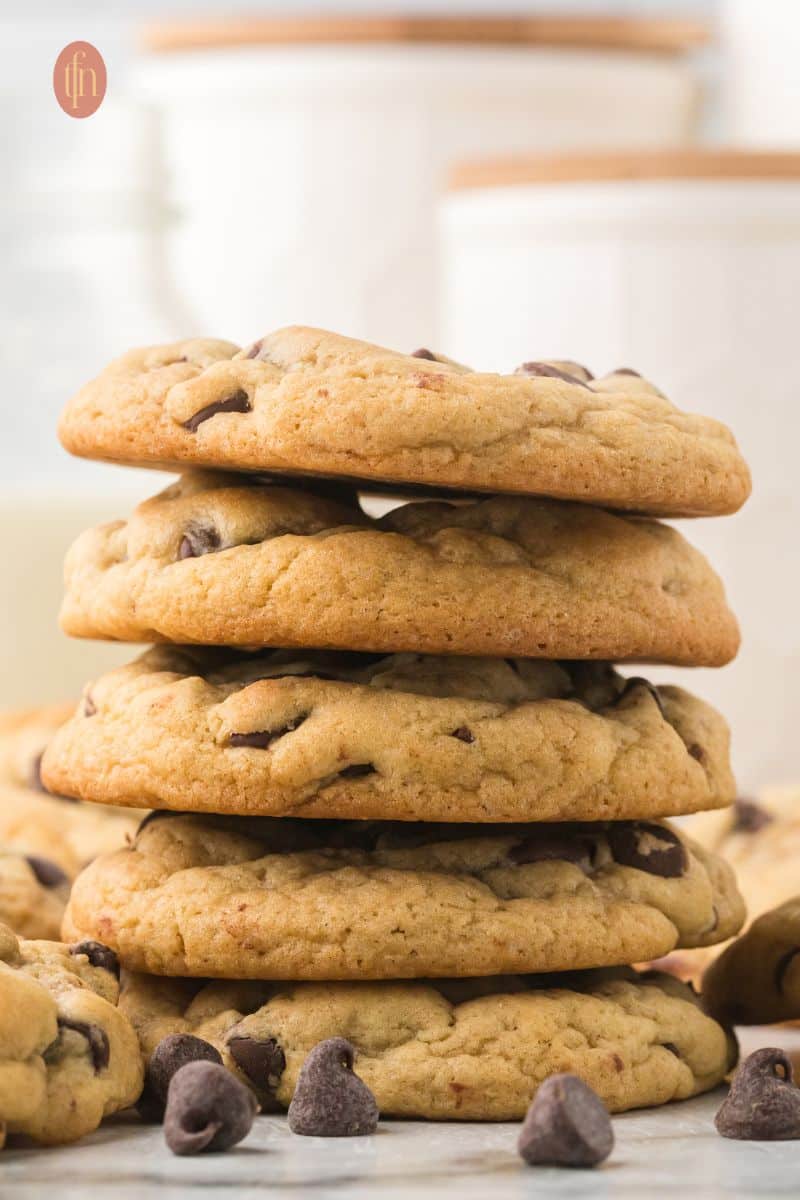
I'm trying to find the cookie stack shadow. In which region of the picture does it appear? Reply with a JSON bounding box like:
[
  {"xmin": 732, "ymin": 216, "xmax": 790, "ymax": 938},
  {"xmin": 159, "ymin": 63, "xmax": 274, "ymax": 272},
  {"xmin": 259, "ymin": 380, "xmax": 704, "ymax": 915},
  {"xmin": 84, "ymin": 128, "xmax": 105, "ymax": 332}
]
[{"xmin": 41, "ymin": 327, "xmax": 752, "ymax": 1121}]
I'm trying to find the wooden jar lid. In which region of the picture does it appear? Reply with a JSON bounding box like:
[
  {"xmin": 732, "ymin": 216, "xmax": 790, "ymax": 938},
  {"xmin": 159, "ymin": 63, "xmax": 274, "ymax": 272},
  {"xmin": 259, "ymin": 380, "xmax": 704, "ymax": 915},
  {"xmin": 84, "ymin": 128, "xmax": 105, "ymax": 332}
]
[
  {"xmin": 141, "ymin": 14, "xmax": 709, "ymax": 55},
  {"xmin": 449, "ymin": 149, "xmax": 800, "ymax": 190}
]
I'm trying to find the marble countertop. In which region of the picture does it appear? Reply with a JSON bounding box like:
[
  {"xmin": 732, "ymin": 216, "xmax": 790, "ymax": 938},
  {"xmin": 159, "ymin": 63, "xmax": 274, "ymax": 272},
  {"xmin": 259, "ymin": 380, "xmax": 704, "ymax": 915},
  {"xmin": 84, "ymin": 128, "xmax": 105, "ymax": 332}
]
[{"xmin": 3, "ymin": 1089, "xmax": 800, "ymax": 1200}]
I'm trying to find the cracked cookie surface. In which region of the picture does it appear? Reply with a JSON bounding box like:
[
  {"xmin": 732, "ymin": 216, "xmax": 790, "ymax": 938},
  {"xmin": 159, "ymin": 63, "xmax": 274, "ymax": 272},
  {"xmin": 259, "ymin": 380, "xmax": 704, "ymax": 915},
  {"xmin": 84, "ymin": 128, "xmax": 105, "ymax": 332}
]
[
  {"xmin": 59, "ymin": 473, "xmax": 739, "ymax": 665},
  {"xmin": 43, "ymin": 648, "xmax": 734, "ymax": 823},
  {"xmin": 0, "ymin": 924, "xmax": 142, "ymax": 1145},
  {"xmin": 702, "ymin": 897, "xmax": 800, "ymax": 1026},
  {"xmin": 121, "ymin": 966, "xmax": 736, "ymax": 1119},
  {"xmin": 58, "ymin": 326, "xmax": 750, "ymax": 517},
  {"xmin": 63, "ymin": 813, "xmax": 744, "ymax": 981}
]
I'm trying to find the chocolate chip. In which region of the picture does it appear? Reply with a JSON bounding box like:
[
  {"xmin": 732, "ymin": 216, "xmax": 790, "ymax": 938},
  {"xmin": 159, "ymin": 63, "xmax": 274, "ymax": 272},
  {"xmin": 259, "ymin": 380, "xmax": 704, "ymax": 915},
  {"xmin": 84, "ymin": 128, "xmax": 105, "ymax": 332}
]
[
  {"xmin": 613, "ymin": 367, "xmax": 641, "ymax": 376},
  {"xmin": 164, "ymin": 1061, "xmax": 256, "ymax": 1155},
  {"xmin": 613, "ymin": 677, "xmax": 665, "ymax": 718},
  {"xmin": 228, "ymin": 1034, "xmax": 286, "ymax": 1094},
  {"xmin": 518, "ymin": 1074, "xmax": 614, "ymax": 1168},
  {"xmin": 58, "ymin": 1018, "xmax": 110, "ymax": 1072},
  {"xmin": 732, "ymin": 798, "xmax": 773, "ymax": 834},
  {"xmin": 450, "ymin": 726, "xmax": 475, "ymax": 744},
  {"xmin": 607, "ymin": 822, "xmax": 687, "ymax": 878},
  {"xmin": 515, "ymin": 362, "xmax": 591, "ymax": 389},
  {"xmin": 775, "ymin": 948, "xmax": 800, "ymax": 995},
  {"xmin": 25, "ymin": 856, "xmax": 68, "ymax": 889},
  {"xmin": 244, "ymin": 339, "xmax": 264, "ymax": 359},
  {"xmin": 411, "ymin": 348, "xmax": 439, "ymax": 360},
  {"xmin": 183, "ymin": 390, "xmax": 252, "ymax": 434},
  {"xmin": 138, "ymin": 1034, "xmax": 224, "ymax": 1122},
  {"xmin": 70, "ymin": 940, "xmax": 120, "ymax": 977},
  {"xmin": 83, "ymin": 693, "xmax": 97, "ymax": 717},
  {"xmin": 288, "ymin": 1037, "xmax": 379, "ymax": 1137},
  {"xmin": 688, "ymin": 743, "xmax": 707, "ymax": 763},
  {"xmin": 229, "ymin": 713, "xmax": 309, "ymax": 750},
  {"xmin": 338, "ymin": 764, "xmax": 376, "ymax": 779},
  {"xmin": 509, "ymin": 834, "xmax": 594, "ymax": 874},
  {"xmin": 716, "ymin": 1049, "xmax": 800, "ymax": 1140},
  {"xmin": 29, "ymin": 752, "xmax": 47, "ymax": 792},
  {"xmin": 178, "ymin": 525, "xmax": 222, "ymax": 560},
  {"xmin": 662, "ymin": 1043, "xmax": 681, "ymax": 1058}
]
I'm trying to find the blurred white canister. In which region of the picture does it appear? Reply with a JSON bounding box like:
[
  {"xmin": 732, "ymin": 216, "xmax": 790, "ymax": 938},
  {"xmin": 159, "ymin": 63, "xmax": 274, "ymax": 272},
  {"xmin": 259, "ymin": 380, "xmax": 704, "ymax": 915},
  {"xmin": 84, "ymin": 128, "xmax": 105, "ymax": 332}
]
[
  {"xmin": 721, "ymin": 0, "xmax": 800, "ymax": 146},
  {"xmin": 134, "ymin": 12, "xmax": 707, "ymax": 348},
  {"xmin": 440, "ymin": 148, "xmax": 800, "ymax": 792}
]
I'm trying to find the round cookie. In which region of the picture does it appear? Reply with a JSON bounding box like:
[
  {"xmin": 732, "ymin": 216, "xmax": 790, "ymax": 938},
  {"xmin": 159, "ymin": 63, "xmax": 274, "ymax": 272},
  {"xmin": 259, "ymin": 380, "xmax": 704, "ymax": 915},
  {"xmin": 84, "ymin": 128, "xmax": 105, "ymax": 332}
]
[
  {"xmin": 58, "ymin": 473, "xmax": 739, "ymax": 665},
  {"xmin": 0, "ymin": 849, "xmax": 69, "ymax": 940},
  {"xmin": 0, "ymin": 703, "xmax": 75, "ymax": 790},
  {"xmin": 703, "ymin": 898, "xmax": 800, "ymax": 1026},
  {"xmin": 121, "ymin": 967, "xmax": 736, "ymax": 1120},
  {"xmin": 0, "ymin": 924, "xmax": 142, "ymax": 1146},
  {"xmin": 63, "ymin": 813, "xmax": 744, "ymax": 981},
  {"xmin": 57, "ymin": 326, "xmax": 751, "ymax": 517},
  {"xmin": 42, "ymin": 647, "xmax": 734, "ymax": 823}
]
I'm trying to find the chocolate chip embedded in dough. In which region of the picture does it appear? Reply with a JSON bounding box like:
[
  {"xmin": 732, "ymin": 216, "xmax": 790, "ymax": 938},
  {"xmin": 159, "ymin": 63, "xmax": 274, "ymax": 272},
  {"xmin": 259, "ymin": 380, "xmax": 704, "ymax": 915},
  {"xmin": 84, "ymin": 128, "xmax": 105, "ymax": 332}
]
[
  {"xmin": 178, "ymin": 525, "xmax": 222, "ymax": 560},
  {"xmin": 228, "ymin": 713, "xmax": 309, "ymax": 750},
  {"xmin": 70, "ymin": 940, "xmax": 120, "ymax": 978},
  {"xmin": 164, "ymin": 1061, "xmax": 256, "ymax": 1155},
  {"xmin": 183, "ymin": 389, "xmax": 252, "ymax": 433},
  {"xmin": 607, "ymin": 822, "xmax": 687, "ymax": 878},
  {"xmin": 509, "ymin": 834, "xmax": 594, "ymax": 874},
  {"xmin": 83, "ymin": 693, "xmax": 97, "ymax": 717},
  {"xmin": 338, "ymin": 764, "xmax": 376, "ymax": 779},
  {"xmin": 25, "ymin": 856, "xmax": 69, "ymax": 889},
  {"xmin": 450, "ymin": 726, "xmax": 475, "ymax": 744},
  {"xmin": 688, "ymin": 743, "xmax": 707, "ymax": 764},
  {"xmin": 411, "ymin": 348, "xmax": 439, "ymax": 361},
  {"xmin": 732, "ymin": 798, "xmax": 773, "ymax": 834},
  {"xmin": 716, "ymin": 1048, "xmax": 800, "ymax": 1140},
  {"xmin": 57, "ymin": 1018, "xmax": 110, "ymax": 1073},
  {"xmin": 288, "ymin": 1037, "xmax": 379, "ymax": 1137},
  {"xmin": 613, "ymin": 367, "xmax": 642, "ymax": 377},
  {"xmin": 228, "ymin": 1034, "xmax": 286, "ymax": 1093},
  {"xmin": 517, "ymin": 1073, "xmax": 614, "ymax": 1168},
  {"xmin": 515, "ymin": 362, "xmax": 592, "ymax": 389}
]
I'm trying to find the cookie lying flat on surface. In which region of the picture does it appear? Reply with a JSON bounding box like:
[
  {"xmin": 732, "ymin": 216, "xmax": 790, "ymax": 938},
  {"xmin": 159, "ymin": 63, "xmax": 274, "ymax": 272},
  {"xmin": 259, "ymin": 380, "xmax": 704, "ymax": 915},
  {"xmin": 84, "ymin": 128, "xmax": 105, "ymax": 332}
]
[
  {"xmin": 63, "ymin": 813, "xmax": 744, "ymax": 981},
  {"xmin": 0, "ymin": 849, "xmax": 69, "ymax": 940},
  {"xmin": 42, "ymin": 648, "xmax": 734, "ymax": 824},
  {"xmin": 58, "ymin": 473, "xmax": 739, "ymax": 666},
  {"xmin": 703, "ymin": 898, "xmax": 800, "ymax": 1026},
  {"xmin": 121, "ymin": 967, "xmax": 736, "ymax": 1120},
  {"xmin": 57, "ymin": 326, "xmax": 751, "ymax": 517},
  {"xmin": 0, "ymin": 924, "xmax": 142, "ymax": 1146}
]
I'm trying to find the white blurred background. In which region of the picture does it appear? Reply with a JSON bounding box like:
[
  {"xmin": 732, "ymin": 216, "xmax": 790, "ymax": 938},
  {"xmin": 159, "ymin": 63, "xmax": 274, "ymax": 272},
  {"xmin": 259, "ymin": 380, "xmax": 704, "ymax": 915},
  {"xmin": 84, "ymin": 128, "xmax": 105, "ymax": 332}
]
[{"xmin": 2, "ymin": 0, "xmax": 799, "ymax": 797}]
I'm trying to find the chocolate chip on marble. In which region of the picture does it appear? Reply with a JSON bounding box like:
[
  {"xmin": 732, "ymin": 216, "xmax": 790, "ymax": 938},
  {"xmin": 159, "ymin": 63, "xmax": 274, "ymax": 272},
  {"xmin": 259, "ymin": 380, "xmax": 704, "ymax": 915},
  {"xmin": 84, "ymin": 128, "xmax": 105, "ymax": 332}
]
[
  {"xmin": 613, "ymin": 677, "xmax": 665, "ymax": 718},
  {"xmin": 164, "ymin": 1061, "xmax": 256, "ymax": 1155},
  {"xmin": 775, "ymin": 948, "xmax": 800, "ymax": 995},
  {"xmin": 138, "ymin": 1034, "xmax": 224, "ymax": 1122},
  {"xmin": 732, "ymin": 798, "xmax": 773, "ymax": 834},
  {"xmin": 229, "ymin": 713, "xmax": 309, "ymax": 750},
  {"xmin": 70, "ymin": 940, "xmax": 120, "ymax": 977},
  {"xmin": 288, "ymin": 1037, "xmax": 379, "ymax": 1137},
  {"xmin": 25, "ymin": 856, "xmax": 68, "ymax": 889},
  {"xmin": 183, "ymin": 390, "xmax": 252, "ymax": 434},
  {"xmin": 607, "ymin": 822, "xmax": 687, "ymax": 878},
  {"xmin": 450, "ymin": 726, "xmax": 475, "ymax": 744},
  {"xmin": 509, "ymin": 834, "xmax": 594, "ymax": 874},
  {"xmin": 228, "ymin": 1034, "xmax": 286, "ymax": 1093},
  {"xmin": 178, "ymin": 524, "xmax": 222, "ymax": 560},
  {"xmin": 514, "ymin": 362, "xmax": 592, "ymax": 389},
  {"xmin": 338, "ymin": 764, "xmax": 376, "ymax": 779},
  {"xmin": 411, "ymin": 348, "xmax": 439, "ymax": 361},
  {"xmin": 716, "ymin": 1049, "xmax": 800, "ymax": 1140},
  {"xmin": 58, "ymin": 1018, "xmax": 110, "ymax": 1072},
  {"xmin": 518, "ymin": 1074, "xmax": 614, "ymax": 1168}
]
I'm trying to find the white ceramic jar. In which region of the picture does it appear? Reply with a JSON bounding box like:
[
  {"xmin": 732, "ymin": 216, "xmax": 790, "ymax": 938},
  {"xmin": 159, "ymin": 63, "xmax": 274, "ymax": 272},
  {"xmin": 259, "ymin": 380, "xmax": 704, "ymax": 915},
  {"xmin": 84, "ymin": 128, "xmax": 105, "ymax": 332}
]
[
  {"xmin": 441, "ymin": 149, "xmax": 800, "ymax": 791},
  {"xmin": 721, "ymin": 0, "xmax": 800, "ymax": 146},
  {"xmin": 134, "ymin": 13, "xmax": 707, "ymax": 348}
]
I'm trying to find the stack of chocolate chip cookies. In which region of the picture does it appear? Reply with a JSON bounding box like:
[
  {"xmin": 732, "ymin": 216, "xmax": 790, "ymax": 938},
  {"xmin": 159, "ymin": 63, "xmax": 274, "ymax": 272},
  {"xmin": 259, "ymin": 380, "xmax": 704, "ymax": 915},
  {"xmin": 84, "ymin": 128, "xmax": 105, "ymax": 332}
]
[{"xmin": 42, "ymin": 326, "xmax": 751, "ymax": 1121}]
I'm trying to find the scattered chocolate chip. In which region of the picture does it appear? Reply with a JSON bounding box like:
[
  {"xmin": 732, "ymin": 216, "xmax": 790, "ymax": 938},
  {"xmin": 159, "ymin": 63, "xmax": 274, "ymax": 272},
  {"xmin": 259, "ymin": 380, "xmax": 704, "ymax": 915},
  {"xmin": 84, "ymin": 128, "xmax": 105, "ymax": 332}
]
[
  {"xmin": 25, "ymin": 856, "xmax": 68, "ymax": 889},
  {"xmin": 607, "ymin": 822, "xmax": 687, "ymax": 878},
  {"xmin": 70, "ymin": 940, "xmax": 120, "ymax": 977},
  {"xmin": 83, "ymin": 693, "xmax": 97, "ymax": 717},
  {"xmin": 411, "ymin": 348, "xmax": 439, "ymax": 361},
  {"xmin": 716, "ymin": 1049, "xmax": 800, "ymax": 1140},
  {"xmin": 515, "ymin": 362, "xmax": 591, "ymax": 389},
  {"xmin": 138, "ymin": 1034, "xmax": 224, "ymax": 1122},
  {"xmin": 450, "ymin": 726, "xmax": 475, "ymax": 744},
  {"xmin": 732, "ymin": 798, "xmax": 773, "ymax": 834},
  {"xmin": 688, "ymin": 743, "xmax": 707, "ymax": 763},
  {"xmin": 510, "ymin": 834, "xmax": 594, "ymax": 874},
  {"xmin": 518, "ymin": 1074, "xmax": 614, "ymax": 1168},
  {"xmin": 338, "ymin": 764, "xmax": 376, "ymax": 779},
  {"xmin": 612, "ymin": 677, "xmax": 665, "ymax": 718},
  {"xmin": 228, "ymin": 1034, "xmax": 286, "ymax": 1094},
  {"xmin": 178, "ymin": 525, "xmax": 222, "ymax": 560},
  {"xmin": 613, "ymin": 367, "xmax": 641, "ymax": 377},
  {"xmin": 58, "ymin": 1018, "xmax": 110, "ymax": 1072},
  {"xmin": 164, "ymin": 1061, "xmax": 256, "ymax": 1155},
  {"xmin": 288, "ymin": 1038, "xmax": 378, "ymax": 1137},
  {"xmin": 662, "ymin": 1043, "xmax": 681, "ymax": 1058},
  {"xmin": 229, "ymin": 713, "xmax": 309, "ymax": 750},
  {"xmin": 183, "ymin": 390, "xmax": 252, "ymax": 434},
  {"xmin": 775, "ymin": 948, "xmax": 800, "ymax": 995}
]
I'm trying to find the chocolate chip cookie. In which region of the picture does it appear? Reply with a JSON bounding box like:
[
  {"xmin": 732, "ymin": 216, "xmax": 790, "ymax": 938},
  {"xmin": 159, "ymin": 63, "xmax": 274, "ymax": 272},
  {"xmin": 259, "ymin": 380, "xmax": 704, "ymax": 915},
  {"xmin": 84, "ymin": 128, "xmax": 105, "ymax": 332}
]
[
  {"xmin": 58, "ymin": 473, "xmax": 739, "ymax": 665},
  {"xmin": 63, "ymin": 813, "xmax": 744, "ymax": 981},
  {"xmin": 0, "ymin": 924, "xmax": 142, "ymax": 1145},
  {"xmin": 57, "ymin": 327, "xmax": 751, "ymax": 517},
  {"xmin": 703, "ymin": 898, "xmax": 800, "ymax": 1026},
  {"xmin": 42, "ymin": 647, "xmax": 734, "ymax": 824},
  {"xmin": 0, "ymin": 849, "xmax": 69, "ymax": 940},
  {"xmin": 121, "ymin": 966, "xmax": 736, "ymax": 1120}
]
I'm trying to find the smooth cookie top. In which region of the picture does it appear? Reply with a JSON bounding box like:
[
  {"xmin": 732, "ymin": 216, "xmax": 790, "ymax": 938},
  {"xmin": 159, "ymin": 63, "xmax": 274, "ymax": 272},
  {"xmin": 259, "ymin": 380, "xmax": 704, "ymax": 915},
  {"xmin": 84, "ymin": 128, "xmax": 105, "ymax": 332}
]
[
  {"xmin": 58, "ymin": 327, "xmax": 751, "ymax": 517},
  {"xmin": 63, "ymin": 813, "xmax": 744, "ymax": 981},
  {"xmin": 42, "ymin": 647, "xmax": 734, "ymax": 824},
  {"xmin": 59, "ymin": 473, "xmax": 739, "ymax": 665},
  {"xmin": 0, "ymin": 925, "xmax": 142, "ymax": 1145}
]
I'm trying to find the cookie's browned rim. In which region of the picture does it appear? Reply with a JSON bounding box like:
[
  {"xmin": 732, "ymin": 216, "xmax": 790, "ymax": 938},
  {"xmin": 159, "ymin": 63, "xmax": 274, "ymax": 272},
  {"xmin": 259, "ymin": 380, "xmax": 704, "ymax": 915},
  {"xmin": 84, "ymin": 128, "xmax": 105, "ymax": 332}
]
[
  {"xmin": 140, "ymin": 14, "xmax": 709, "ymax": 55},
  {"xmin": 449, "ymin": 148, "xmax": 800, "ymax": 189}
]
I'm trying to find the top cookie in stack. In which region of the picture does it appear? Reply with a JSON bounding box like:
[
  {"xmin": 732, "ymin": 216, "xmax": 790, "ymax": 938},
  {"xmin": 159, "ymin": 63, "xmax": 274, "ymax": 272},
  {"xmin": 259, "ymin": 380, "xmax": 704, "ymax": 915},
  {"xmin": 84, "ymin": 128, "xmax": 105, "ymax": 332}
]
[{"xmin": 44, "ymin": 328, "xmax": 746, "ymax": 1027}]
